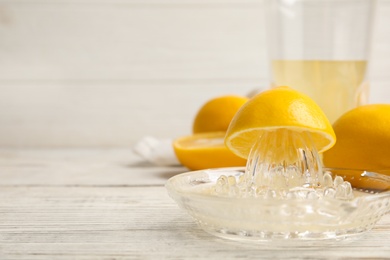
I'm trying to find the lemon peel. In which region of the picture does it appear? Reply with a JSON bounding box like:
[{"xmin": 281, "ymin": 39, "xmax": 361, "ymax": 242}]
[{"xmin": 225, "ymin": 86, "xmax": 336, "ymax": 159}]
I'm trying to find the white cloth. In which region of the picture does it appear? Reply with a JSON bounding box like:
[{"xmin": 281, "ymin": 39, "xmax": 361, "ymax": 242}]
[{"xmin": 133, "ymin": 137, "xmax": 180, "ymax": 166}]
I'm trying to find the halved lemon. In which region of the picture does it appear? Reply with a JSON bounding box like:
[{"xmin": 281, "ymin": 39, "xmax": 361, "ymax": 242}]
[
  {"xmin": 225, "ymin": 86, "xmax": 336, "ymax": 159},
  {"xmin": 173, "ymin": 132, "xmax": 247, "ymax": 170}
]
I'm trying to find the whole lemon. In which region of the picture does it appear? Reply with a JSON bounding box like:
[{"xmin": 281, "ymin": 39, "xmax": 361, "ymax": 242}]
[
  {"xmin": 193, "ymin": 95, "xmax": 248, "ymax": 133},
  {"xmin": 323, "ymin": 104, "xmax": 390, "ymax": 170}
]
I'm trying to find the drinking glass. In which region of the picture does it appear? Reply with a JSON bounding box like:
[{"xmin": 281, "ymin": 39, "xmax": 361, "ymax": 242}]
[{"xmin": 266, "ymin": 0, "xmax": 376, "ymax": 122}]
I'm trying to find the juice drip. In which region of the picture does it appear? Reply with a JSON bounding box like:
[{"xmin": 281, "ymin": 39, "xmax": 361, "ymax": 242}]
[{"xmin": 214, "ymin": 130, "xmax": 354, "ymax": 200}]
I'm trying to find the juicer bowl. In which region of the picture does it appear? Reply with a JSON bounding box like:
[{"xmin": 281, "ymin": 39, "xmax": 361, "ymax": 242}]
[{"xmin": 166, "ymin": 167, "xmax": 390, "ymax": 243}]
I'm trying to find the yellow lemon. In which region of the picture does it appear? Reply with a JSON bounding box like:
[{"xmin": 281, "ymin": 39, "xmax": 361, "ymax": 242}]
[
  {"xmin": 225, "ymin": 86, "xmax": 336, "ymax": 159},
  {"xmin": 173, "ymin": 132, "xmax": 246, "ymax": 170},
  {"xmin": 323, "ymin": 104, "xmax": 390, "ymax": 171},
  {"xmin": 193, "ymin": 95, "xmax": 248, "ymax": 133}
]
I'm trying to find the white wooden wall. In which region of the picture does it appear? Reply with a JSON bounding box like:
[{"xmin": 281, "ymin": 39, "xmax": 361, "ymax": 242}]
[{"xmin": 0, "ymin": 0, "xmax": 389, "ymax": 147}]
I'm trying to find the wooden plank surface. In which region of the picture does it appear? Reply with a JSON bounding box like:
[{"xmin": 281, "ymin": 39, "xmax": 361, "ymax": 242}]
[
  {"xmin": 0, "ymin": 0, "xmax": 389, "ymax": 147},
  {"xmin": 0, "ymin": 149, "xmax": 389, "ymax": 259},
  {"xmin": 0, "ymin": 0, "xmax": 267, "ymax": 81},
  {"xmin": 0, "ymin": 148, "xmax": 185, "ymax": 186},
  {"xmin": 0, "ymin": 187, "xmax": 389, "ymax": 259},
  {"xmin": 0, "ymin": 83, "xmax": 259, "ymax": 147}
]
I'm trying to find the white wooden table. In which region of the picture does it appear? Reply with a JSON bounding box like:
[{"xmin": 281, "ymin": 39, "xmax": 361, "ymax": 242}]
[{"xmin": 0, "ymin": 148, "xmax": 389, "ymax": 259}]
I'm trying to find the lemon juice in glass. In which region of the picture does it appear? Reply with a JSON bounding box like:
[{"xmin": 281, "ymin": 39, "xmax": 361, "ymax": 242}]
[{"xmin": 266, "ymin": 0, "xmax": 376, "ymax": 123}]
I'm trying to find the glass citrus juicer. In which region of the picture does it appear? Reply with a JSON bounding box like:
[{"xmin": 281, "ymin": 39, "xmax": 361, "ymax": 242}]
[{"xmin": 166, "ymin": 87, "xmax": 390, "ymax": 243}]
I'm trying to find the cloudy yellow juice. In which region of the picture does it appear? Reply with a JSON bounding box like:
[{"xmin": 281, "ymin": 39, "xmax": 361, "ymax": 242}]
[{"xmin": 271, "ymin": 60, "xmax": 368, "ymax": 123}]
